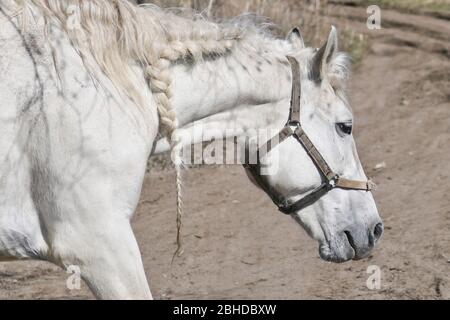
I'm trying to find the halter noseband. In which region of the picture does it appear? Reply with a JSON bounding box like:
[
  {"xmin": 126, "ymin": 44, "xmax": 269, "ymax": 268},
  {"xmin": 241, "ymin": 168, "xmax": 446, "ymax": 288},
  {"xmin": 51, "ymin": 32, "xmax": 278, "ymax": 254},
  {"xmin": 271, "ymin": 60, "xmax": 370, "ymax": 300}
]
[{"xmin": 244, "ymin": 56, "xmax": 376, "ymax": 215}]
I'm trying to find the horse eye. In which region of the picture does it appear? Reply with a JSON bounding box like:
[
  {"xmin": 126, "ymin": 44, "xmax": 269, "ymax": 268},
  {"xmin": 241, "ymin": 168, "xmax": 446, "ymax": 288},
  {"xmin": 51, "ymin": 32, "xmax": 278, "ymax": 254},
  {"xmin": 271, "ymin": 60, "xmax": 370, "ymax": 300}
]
[{"xmin": 336, "ymin": 122, "xmax": 353, "ymax": 136}]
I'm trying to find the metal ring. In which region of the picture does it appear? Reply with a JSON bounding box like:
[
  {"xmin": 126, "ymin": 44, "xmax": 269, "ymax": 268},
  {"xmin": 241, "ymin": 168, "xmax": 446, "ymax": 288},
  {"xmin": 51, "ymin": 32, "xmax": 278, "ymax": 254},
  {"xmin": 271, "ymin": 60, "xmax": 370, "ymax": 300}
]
[{"xmin": 287, "ymin": 120, "xmax": 301, "ymax": 128}]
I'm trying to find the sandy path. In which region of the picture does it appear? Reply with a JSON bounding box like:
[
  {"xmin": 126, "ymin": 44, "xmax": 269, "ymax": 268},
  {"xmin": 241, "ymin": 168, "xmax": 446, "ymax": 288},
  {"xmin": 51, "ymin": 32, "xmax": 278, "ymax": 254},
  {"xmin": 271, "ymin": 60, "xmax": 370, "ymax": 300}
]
[{"xmin": 0, "ymin": 6, "xmax": 449, "ymax": 299}]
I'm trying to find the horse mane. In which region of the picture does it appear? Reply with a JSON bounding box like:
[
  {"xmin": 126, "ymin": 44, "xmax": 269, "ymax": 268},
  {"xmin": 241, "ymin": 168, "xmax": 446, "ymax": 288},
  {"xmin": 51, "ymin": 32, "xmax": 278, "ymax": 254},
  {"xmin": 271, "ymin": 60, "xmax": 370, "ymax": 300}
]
[{"xmin": 7, "ymin": 0, "xmax": 281, "ymax": 134}]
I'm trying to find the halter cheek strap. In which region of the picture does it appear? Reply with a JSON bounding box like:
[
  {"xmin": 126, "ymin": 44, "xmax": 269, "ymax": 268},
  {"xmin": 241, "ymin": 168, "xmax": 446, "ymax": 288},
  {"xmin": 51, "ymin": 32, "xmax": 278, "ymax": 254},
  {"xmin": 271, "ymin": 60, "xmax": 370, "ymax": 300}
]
[{"xmin": 244, "ymin": 56, "xmax": 376, "ymax": 215}]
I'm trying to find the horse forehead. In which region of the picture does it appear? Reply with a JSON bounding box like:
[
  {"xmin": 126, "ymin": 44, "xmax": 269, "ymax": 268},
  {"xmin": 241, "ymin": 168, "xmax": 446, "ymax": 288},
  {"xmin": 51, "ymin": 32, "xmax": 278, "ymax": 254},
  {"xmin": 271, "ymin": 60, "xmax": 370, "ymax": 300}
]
[{"xmin": 314, "ymin": 86, "xmax": 352, "ymax": 116}]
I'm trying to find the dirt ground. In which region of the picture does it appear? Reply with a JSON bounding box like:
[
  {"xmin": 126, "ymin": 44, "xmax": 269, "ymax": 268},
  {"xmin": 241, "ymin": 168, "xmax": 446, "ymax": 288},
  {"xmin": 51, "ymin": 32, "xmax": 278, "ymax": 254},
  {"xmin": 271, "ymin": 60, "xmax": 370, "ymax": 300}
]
[{"xmin": 0, "ymin": 5, "xmax": 449, "ymax": 300}]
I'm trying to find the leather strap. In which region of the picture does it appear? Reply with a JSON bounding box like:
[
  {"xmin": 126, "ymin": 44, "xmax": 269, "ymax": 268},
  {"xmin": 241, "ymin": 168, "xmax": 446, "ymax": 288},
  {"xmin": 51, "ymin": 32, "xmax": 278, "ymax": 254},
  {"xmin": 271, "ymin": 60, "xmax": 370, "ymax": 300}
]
[
  {"xmin": 257, "ymin": 126, "xmax": 294, "ymax": 159},
  {"xmin": 287, "ymin": 56, "xmax": 301, "ymax": 123},
  {"xmin": 294, "ymin": 126, "xmax": 336, "ymax": 181},
  {"xmin": 336, "ymin": 178, "xmax": 376, "ymax": 191},
  {"xmin": 278, "ymin": 182, "xmax": 331, "ymax": 215}
]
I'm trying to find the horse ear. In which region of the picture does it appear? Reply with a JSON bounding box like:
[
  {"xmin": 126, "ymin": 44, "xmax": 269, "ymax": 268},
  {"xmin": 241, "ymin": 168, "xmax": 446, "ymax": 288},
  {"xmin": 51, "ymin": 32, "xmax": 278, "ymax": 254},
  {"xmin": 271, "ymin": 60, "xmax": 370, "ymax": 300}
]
[
  {"xmin": 310, "ymin": 26, "xmax": 339, "ymax": 83},
  {"xmin": 287, "ymin": 27, "xmax": 305, "ymax": 50}
]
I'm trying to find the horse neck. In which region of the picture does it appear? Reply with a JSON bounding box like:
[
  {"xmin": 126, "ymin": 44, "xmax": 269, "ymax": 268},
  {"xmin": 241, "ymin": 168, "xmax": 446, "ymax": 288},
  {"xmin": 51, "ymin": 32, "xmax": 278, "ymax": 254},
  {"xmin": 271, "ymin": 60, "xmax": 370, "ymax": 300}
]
[{"xmin": 170, "ymin": 38, "xmax": 294, "ymax": 135}]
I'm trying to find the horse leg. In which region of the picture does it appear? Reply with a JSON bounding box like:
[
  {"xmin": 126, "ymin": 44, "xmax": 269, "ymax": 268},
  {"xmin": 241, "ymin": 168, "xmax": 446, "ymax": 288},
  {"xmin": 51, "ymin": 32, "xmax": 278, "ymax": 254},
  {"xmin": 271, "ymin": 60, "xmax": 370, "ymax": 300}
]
[
  {"xmin": 29, "ymin": 127, "xmax": 156, "ymax": 299},
  {"xmin": 48, "ymin": 218, "xmax": 152, "ymax": 300}
]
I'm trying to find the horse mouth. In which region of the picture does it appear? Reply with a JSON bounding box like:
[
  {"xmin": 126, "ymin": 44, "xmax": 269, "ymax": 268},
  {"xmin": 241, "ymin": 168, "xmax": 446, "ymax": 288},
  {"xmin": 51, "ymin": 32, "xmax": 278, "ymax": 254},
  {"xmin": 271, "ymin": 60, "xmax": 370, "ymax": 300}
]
[
  {"xmin": 318, "ymin": 232, "xmax": 357, "ymax": 263},
  {"xmin": 344, "ymin": 231, "xmax": 358, "ymax": 255}
]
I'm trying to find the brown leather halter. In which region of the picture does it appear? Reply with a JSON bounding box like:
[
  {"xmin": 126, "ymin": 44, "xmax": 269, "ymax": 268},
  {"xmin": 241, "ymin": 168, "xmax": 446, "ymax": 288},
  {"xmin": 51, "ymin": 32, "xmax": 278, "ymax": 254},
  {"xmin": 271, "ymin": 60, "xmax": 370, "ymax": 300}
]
[{"xmin": 244, "ymin": 56, "xmax": 376, "ymax": 215}]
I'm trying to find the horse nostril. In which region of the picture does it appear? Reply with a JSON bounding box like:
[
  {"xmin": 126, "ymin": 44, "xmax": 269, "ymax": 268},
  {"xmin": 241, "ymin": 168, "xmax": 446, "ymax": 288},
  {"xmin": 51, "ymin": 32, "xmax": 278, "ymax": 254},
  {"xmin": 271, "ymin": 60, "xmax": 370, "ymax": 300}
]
[{"xmin": 373, "ymin": 222, "xmax": 384, "ymax": 243}]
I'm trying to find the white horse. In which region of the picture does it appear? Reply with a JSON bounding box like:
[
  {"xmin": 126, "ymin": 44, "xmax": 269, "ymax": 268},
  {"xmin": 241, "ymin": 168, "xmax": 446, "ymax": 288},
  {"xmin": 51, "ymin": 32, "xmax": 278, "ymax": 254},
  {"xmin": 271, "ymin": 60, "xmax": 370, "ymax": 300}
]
[{"xmin": 0, "ymin": 0, "xmax": 383, "ymax": 299}]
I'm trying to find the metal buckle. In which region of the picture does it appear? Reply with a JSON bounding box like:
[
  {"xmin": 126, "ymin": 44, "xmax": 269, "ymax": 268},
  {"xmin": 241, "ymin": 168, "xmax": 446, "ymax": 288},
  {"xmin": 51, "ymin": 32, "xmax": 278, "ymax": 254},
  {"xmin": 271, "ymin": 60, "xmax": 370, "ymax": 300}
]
[
  {"xmin": 328, "ymin": 175, "xmax": 340, "ymax": 190},
  {"xmin": 287, "ymin": 120, "xmax": 301, "ymax": 129}
]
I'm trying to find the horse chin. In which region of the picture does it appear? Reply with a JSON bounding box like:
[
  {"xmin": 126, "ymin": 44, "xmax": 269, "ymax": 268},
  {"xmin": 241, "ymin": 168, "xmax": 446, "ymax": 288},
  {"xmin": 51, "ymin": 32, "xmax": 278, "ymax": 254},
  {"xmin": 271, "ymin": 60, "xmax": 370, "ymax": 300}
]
[{"xmin": 318, "ymin": 236, "xmax": 356, "ymax": 263}]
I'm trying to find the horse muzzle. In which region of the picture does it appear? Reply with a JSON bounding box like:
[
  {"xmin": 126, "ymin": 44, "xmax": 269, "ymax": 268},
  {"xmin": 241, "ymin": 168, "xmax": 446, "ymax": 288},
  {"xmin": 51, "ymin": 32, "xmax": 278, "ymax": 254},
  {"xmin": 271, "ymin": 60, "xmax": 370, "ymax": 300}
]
[{"xmin": 319, "ymin": 221, "xmax": 384, "ymax": 263}]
